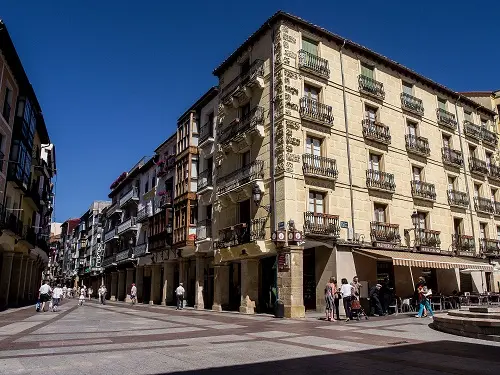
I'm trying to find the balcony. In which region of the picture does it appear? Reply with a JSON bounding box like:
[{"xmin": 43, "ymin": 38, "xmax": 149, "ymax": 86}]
[
  {"xmin": 452, "ymin": 234, "xmax": 475, "ymax": 256},
  {"xmin": 416, "ymin": 229, "xmax": 441, "ymax": 250},
  {"xmin": 299, "ymin": 97, "xmax": 333, "ymax": 126},
  {"xmin": 441, "ymin": 147, "xmax": 463, "ymax": 168},
  {"xmin": 489, "ymin": 164, "xmax": 500, "ymax": 181},
  {"xmin": 221, "ymin": 60, "xmax": 265, "ymax": 107},
  {"xmin": 119, "ymin": 187, "xmax": 139, "ymax": 207},
  {"xmin": 405, "ymin": 135, "xmax": 430, "ymax": 157},
  {"xmin": 196, "ymin": 219, "xmax": 212, "ymax": 242},
  {"xmin": 106, "ymin": 203, "xmax": 122, "ymax": 217},
  {"xmin": 302, "ymin": 154, "xmax": 338, "ymax": 181},
  {"xmin": 362, "ymin": 120, "xmax": 391, "ymax": 145},
  {"xmin": 447, "ymin": 190, "xmax": 469, "ymax": 208},
  {"xmin": 137, "ymin": 207, "xmax": 151, "ymax": 223},
  {"xmin": 436, "ymin": 108, "xmax": 457, "ymax": 130},
  {"xmin": 401, "ymin": 93, "xmax": 424, "ymax": 116},
  {"xmin": 298, "ymin": 50, "xmax": 329, "ymax": 78},
  {"xmin": 494, "ymin": 201, "xmax": 500, "ymax": 216},
  {"xmin": 464, "ymin": 121, "xmax": 482, "ymax": 141},
  {"xmin": 117, "ymin": 217, "xmax": 137, "ymax": 235},
  {"xmin": 199, "ymin": 120, "xmax": 214, "ymax": 146},
  {"xmin": 480, "ymin": 239, "xmax": 500, "ymax": 257},
  {"xmin": 103, "ymin": 228, "xmax": 118, "ymax": 243},
  {"xmin": 474, "ymin": 197, "xmax": 494, "ymax": 214},
  {"xmin": 214, "ymin": 218, "xmax": 267, "ymax": 249},
  {"xmin": 370, "ymin": 222, "xmax": 400, "ymax": 246},
  {"xmin": 198, "ymin": 170, "xmax": 213, "ymax": 194},
  {"xmin": 366, "ymin": 170, "xmax": 395, "ymax": 193},
  {"xmin": 218, "ymin": 106, "xmax": 265, "ymax": 147},
  {"xmin": 303, "ymin": 212, "xmax": 340, "ymax": 238},
  {"xmin": 158, "ymin": 192, "xmax": 172, "ymax": 208},
  {"xmin": 133, "ymin": 242, "xmax": 148, "ymax": 258},
  {"xmin": 411, "ymin": 180, "xmax": 436, "ymax": 201},
  {"xmin": 482, "ymin": 127, "xmax": 498, "ymax": 147},
  {"xmin": 115, "ymin": 249, "xmax": 132, "ymax": 263},
  {"xmin": 358, "ymin": 75, "xmax": 385, "ymax": 100},
  {"xmin": 469, "ymin": 157, "xmax": 489, "ymax": 176},
  {"xmin": 217, "ymin": 160, "xmax": 264, "ymax": 198}
]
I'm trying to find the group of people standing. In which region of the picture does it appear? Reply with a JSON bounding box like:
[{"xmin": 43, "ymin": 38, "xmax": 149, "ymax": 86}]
[{"xmin": 324, "ymin": 276, "xmax": 364, "ymax": 322}]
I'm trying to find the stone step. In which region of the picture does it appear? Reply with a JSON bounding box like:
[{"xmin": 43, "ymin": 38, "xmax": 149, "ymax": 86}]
[
  {"xmin": 469, "ymin": 306, "xmax": 500, "ymax": 314},
  {"xmin": 433, "ymin": 315, "xmax": 500, "ymax": 337},
  {"xmin": 449, "ymin": 310, "xmax": 500, "ymax": 320}
]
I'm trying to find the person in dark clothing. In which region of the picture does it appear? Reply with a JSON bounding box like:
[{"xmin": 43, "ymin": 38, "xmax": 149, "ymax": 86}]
[
  {"xmin": 369, "ymin": 284, "xmax": 384, "ymax": 316},
  {"xmin": 380, "ymin": 277, "xmax": 394, "ymax": 315},
  {"xmin": 413, "ymin": 276, "xmax": 426, "ymax": 313}
]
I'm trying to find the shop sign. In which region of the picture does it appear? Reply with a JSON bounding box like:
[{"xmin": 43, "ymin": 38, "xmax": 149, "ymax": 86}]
[
  {"xmin": 340, "ymin": 221, "xmax": 348, "ymax": 229},
  {"xmin": 278, "ymin": 252, "xmax": 290, "ymax": 272}
]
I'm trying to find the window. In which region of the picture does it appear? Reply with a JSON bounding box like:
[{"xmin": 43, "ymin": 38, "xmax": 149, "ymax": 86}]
[
  {"xmin": 240, "ymin": 59, "xmax": 250, "ymax": 75},
  {"xmin": 481, "ymin": 119, "xmax": 488, "ymax": 128},
  {"xmin": 447, "ymin": 176, "xmax": 456, "ymax": 191},
  {"xmin": 402, "ymin": 82, "xmax": 413, "ymax": 95},
  {"xmin": 308, "ymin": 191, "xmax": 324, "ymax": 214},
  {"xmin": 412, "ymin": 166, "xmax": 422, "ymax": 181},
  {"xmin": 206, "ymin": 204, "xmax": 212, "ymax": 220},
  {"xmin": 442, "ymin": 134, "xmax": 451, "ymax": 149},
  {"xmin": 453, "ymin": 218, "xmax": 462, "ymax": 235},
  {"xmin": 242, "ymin": 151, "xmax": 250, "ymax": 167},
  {"xmin": 416, "ymin": 211, "xmax": 427, "ymax": 229},
  {"xmin": 464, "ymin": 111, "xmax": 473, "ymax": 123},
  {"xmin": 438, "ymin": 98, "xmax": 447, "ymax": 110},
  {"xmin": 305, "ymin": 136, "xmax": 321, "ymax": 156},
  {"xmin": 302, "ymin": 38, "xmax": 318, "ymax": 56},
  {"xmin": 304, "ymin": 84, "xmax": 319, "ymax": 102},
  {"xmin": 241, "ymin": 103, "xmax": 250, "ymax": 120},
  {"xmin": 373, "ymin": 203, "xmax": 386, "ymax": 223},
  {"xmin": 407, "ymin": 121, "xmax": 417, "ymax": 137},
  {"xmin": 369, "ymin": 153, "xmax": 380, "ymax": 171},
  {"xmin": 497, "ymin": 226, "xmax": 500, "ymax": 242},
  {"xmin": 486, "ymin": 152, "xmax": 492, "ymax": 169},
  {"xmin": 479, "ymin": 223, "xmax": 486, "ymax": 239},
  {"xmin": 361, "ymin": 63, "xmax": 374, "ymax": 79},
  {"xmin": 364, "ymin": 105, "xmax": 377, "ymax": 123},
  {"xmin": 144, "ymin": 181, "xmax": 148, "ymax": 195},
  {"xmin": 474, "ymin": 184, "xmax": 480, "ymax": 198},
  {"xmin": 469, "ymin": 145, "xmax": 476, "ymax": 158},
  {"xmin": 491, "ymin": 188, "xmax": 497, "ymax": 203},
  {"xmin": 151, "ymin": 175, "xmax": 156, "ymax": 190},
  {"xmin": 2, "ymin": 87, "xmax": 12, "ymax": 122}
]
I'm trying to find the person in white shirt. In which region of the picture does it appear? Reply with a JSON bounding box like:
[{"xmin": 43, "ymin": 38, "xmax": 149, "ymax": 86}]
[
  {"xmin": 52, "ymin": 284, "xmax": 63, "ymax": 312},
  {"xmin": 175, "ymin": 283, "xmax": 185, "ymax": 310},
  {"xmin": 130, "ymin": 283, "xmax": 137, "ymax": 305},
  {"xmin": 79, "ymin": 288, "xmax": 86, "ymax": 306},
  {"xmin": 98, "ymin": 285, "xmax": 107, "ymax": 304},
  {"xmin": 340, "ymin": 278, "xmax": 354, "ymax": 322},
  {"xmin": 38, "ymin": 281, "xmax": 52, "ymax": 313},
  {"xmin": 62, "ymin": 286, "xmax": 67, "ymax": 299}
]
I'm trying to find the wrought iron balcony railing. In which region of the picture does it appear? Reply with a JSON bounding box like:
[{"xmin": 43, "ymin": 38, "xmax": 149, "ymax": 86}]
[
  {"xmin": 196, "ymin": 219, "xmax": 212, "ymax": 241},
  {"xmin": 221, "ymin": 59, "xmax": 264, "ymax": 98},
  {"xmin": 117, "ymin": 217, "xmax": 137, "ymax": 235},
  {"xmin": 436, "ymin": 108, "xmax": 457, "ymax": 130},
  {"xmin": 106, "ymin": 203, "xmax": 122, "ymax": 217},
  {"xmin": 401, "ymin": 93, "xmax": 424, "ymax": 116},
  {"xmin": 480, "ymin": 238, "xmax": 500, "ymax": 256},
  {"xmin": 452, "ymin": 234, "xmax": 475, "ymax": 255},
  {"xmin": 303, "ymin": 212, "xmax": 340, "ymax": 237},
  {"xmin": 474, "ymin": 197, "xmax": 494, "ymax": 214},
  {"xmin": 482, "ymin": 127, "xmax": 498, "ymax": 147},
  {"xmin": 469, "ymin": 156, "xmax": 489, "ymax": 175},
  {"xmin": 198, "ymin": 169, "xmax": 213, "ymax": 192},
  {"xmin": 441, "ymin": 147, "xmax": 463, "ymax": 168},
  {"xmin": 214, "ymin": 217, "xmax": 267, "ymax": 249},
  {"xmin": 489, "ymin": 164, "xmax": 500, "ymax": 181},
  {"xmin": 447, "ymin": 190, "xmax": 469, "ymax": 208},
  {"xmin": 104, "ymin": 227, "xmax": 118, "ymax": 243},
  {"xmin": 199, "ymin": 120, "xmax": 214, "ymax": 144},
  {"xmin": 366, "ymin": 170, "xmax": 396, "ymax": 192},
  {"xmin": 218, "ymin": 106, "xmax": 265, "ymax": 145},
  {"xmin": 119, "ymin": 187, "xmax": 139, "ymax": 207},
  {"xmin": 411, "ymin": 180, "xmax": 436, "ymax": 201},
  {"xmin": 102, "ymin": 255, "xmax": 115, "ymax": 268},
  {"xmin": 302, "ymin": 154, "xmax": 338, "ymax": 180},
  {"xmin": 464, "ymin": 121, "xmax": 482, "ymax": 140},
  {"xmin": 159, "ymin": 192, "xmax": 172, "ymax": 208},
  {"xmin": 299, "ymin": 97, "xmax": 333, "ymax": 125},
  {"xmin": 298, "ymin": 50, "xmax": 330, "ymax": 78},
  {"xmin": 416, "ymin": 229, "xmax": 441, "ymax": 249},
  {"xmin": 405, "ymin": 135, "xmax": 430, "ymax": 157},
  {"xmin": 217, "ymin": 160, "xmax": 264, "ymax": 196},
  {"xmin": 133, "ymin": 243, "xmax": 148, "ymax": 258},
  {"xmin": 494, "ymin": 201, "xmax": 500, "ymax": 215},
  {"xmin": 358, "ymin": 75, "xmax": 385, "ymax": 100},
  {"xmin": 370, "ymin": 222, "xmax": 400, "ymax": 244},
  {"xmin": 137, "ymin": 207, "xmax": 150, "ymax": 223},
  {"xmin": 362, "ymin": 120, "xmax": 391, "ymax": 145},
  {"xmin": 116, "ymin": 249, "xmax": 132, "ymax": 263}
]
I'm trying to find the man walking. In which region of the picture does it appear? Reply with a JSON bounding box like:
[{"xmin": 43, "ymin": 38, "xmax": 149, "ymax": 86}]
[
  {"xmin": 130, "ymin": 283, "xmax": 137, "ymax": 305},
  {"xmin": 369, "ymin": 284, "xmax": 383, "ymax": 316},
  {"xmin": 52, "ymin": 284, "xmax": 62, "ymax": 312},
  {"xmin": 175, "ymin": 283, "xmax": 185, "ymax": 310},
  {"xmin": 98, "ymin": 285, "xmax": 107, "ymax": 305},
  {"xmin": 38, "ymin": 281, "xmax": 52, "ymax": 313}
]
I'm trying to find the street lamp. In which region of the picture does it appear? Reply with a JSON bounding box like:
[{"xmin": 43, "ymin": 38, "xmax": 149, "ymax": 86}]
[
  {"xmin": 252, "ymin": 183, "xmax": 271, "ymax": 213},
  {"xmin": 404, "ymin": 211, "xmax": 419, "ymax": 250}
]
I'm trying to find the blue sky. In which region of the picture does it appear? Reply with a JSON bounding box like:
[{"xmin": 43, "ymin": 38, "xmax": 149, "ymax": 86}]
[{"xmin": 2, "ymin": 1, "xmax": 499, "ymax": 222}]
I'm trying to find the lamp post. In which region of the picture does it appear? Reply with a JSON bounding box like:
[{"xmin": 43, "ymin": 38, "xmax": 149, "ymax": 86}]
[{"xmin": 405, "ymin": 211, "xmax": 419, "ymax": 251}]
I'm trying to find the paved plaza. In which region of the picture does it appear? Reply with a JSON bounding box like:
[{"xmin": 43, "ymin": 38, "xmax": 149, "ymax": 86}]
[{"xmin": 0, "ymin": 301, "xmax": 499, "ymax": 374}]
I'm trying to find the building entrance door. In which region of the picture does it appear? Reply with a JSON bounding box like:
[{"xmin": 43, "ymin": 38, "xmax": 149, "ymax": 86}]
[
  {"xmin": 303, "ymin": 248, "xmax": 316, "ymax": 311},
  {"xmin": 259, "ymin": 256, "xmax": 276, "ymax": 313},
  {"xmin": 229, "ymin": 262, "xmax": 241, "ymax": 311}
]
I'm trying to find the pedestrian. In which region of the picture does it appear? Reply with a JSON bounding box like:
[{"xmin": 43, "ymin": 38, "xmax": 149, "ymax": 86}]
[
  {"xmin": 380, "ymin": 276, "xmax": 394, "ymax": 315},
  {"xmin": 130, "ymin": 283, "xmax": 137, "ymax": 305},
  {"xmin": 332, "ymin": 278, "xmax": 340, "ymax": 321},
  {"xmin": 52, "ymin": 284, "xmax": 63, "ymax": 312},
  {"xmin": 88, "ymin": 287, "xmax": 93, "ymax": 301},
  {"xmin": 413, "ymin": 276, "xmax": 427, "ymax": 316},
  {"xmin": 369, "ymin": 284, "xmax": 383, "ymax": 316},
  {"xmin": 38, "ymin": 280, "xmax": 52, "ymax": 313},
  {"xmin": 340, "ymin": 278, "xmax": 354, "ymax": 322},
  {"xmin": 415, "ymin": 279, "xmax": 434, "ymax": 318},
  {"xmin": 324, "ymin": 277, "xmax": 336, "ymax": 321},
  {"xmin": 79, "ymin": 287, "xmax": 85, "ymax": 306},
  {"xmin": 175, "ymin": 282, "xmax": 185, "ymax": 310},
  {"xmin": 62, "ymin": 285, "xmax": 67, "ymax": 299},
  {"xmin": 350, "ymin": 276, "xmax": 362, "ymax": 301},
  {"xmin": 98, "ymin": 285, "xmax": 107, "ymax": 304}
]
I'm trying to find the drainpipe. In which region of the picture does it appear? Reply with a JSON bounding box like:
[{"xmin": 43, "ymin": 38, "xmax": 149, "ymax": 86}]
[
  {"xmin": 454, "ymin": 96, "xmax": 476, "ymax": 244},
  {"xmin": 339, "ymin": 40, "xmax": 355, "ymax": 235}
]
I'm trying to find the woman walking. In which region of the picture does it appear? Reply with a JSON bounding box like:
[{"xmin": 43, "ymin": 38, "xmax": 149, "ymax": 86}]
[
  {"xmin": 415, "ymin": 279, "xmax": 434, "ymax": 318},
  {"xmin": 333, "ymin": 278, "xmax": 340, "ymax": 321},
  {"xmin": 324, "ymin": 277, "xmax": 336, "ymax": 321},
  {"xmin": 340, "ymin": 278, "xmax": 354, "ymax": 322}
]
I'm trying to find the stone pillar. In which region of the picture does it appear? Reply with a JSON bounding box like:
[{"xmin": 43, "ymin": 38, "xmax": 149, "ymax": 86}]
[
  {"xmin": 150, "ymin": 264, "xmax": 161, "ymax": 305},
  {"xmin": 0, "ymin": 252, "xmax": 14, "ymax": 309},
  {"xmin": 194, "ymin": 254, "xmax": 205, "ymax": 310},
  {"xmin": 9, "ymin": 254, "xmax": 24, "ymax": 307},
  {"xmin": 19, "ymin": 257, "xmax": 28, "ymax": 303},
  {"xmin": 136, "ymin": 266, "xmax": 144, "ymax": 303},
  {"xmin": 110, "ymin": 271, "xmax": 118, "ymax": 301},
  {"xmin": 277, "ymin": 246, "xmax": 305, "ymax": 318},
  {"xmin": 212, "ymin": 264, "xmax": 229, "ymax": 311},
  {"xmin": 25, "ymin": 260, "xmax": 34, "ymax": 302},
  {"xmin": 117, "ymin": 270, "xmax": 126, "ymax": 301},
  {"xmin": 239, "ymin": 258, "xmax": 259, "ymax": 314},
  {"xmin": 162, "ymin": 261, "xmax": 175, "ymax": 305},
  {"xmin": 125, "ymin": 268, "xmax": 134, "ymax": 302}
]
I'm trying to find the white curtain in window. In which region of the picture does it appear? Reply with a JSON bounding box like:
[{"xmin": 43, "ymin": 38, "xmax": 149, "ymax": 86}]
[
  {"xmin": 302, "ymin": 38, "xmax": 318, "ymax": 56},
  {"xmin": 442, "ymin": 136, "xmax": 450, "ymax": 149},
  {"xmin": 474, "ymin": 185, "xmax": 479, "ymax": 198},
  {"xmin": 361, "ymin": 64, "xmax": 374, "ymax": 79},
  {"xmin": 402, "ymin": 82, "xmax": 413, "ymax": 95},
  {"xmin": 412, "ymin": 167, "xmax": 421, "ymax": 181},
  {"xmin": 418, "ymin": 213, "xmax": 426, "ymax": 230},
  {"xmin": 306, "ymin": 137, "xmax": 321, "ymax": 156},
  {"xmin": 374, "ymin": 207, "xmax": 385, "ymax": 223},
  {"xmin": 304, "ymin": 85, "xmax": 319, "ymax": 101},
  {"xmin": 480, "ymin": 224, "xmax": 486, "ymax": 239},
  {"xmin": 438, "ymin": 100, "xmax": 446, "ymax": 110}
]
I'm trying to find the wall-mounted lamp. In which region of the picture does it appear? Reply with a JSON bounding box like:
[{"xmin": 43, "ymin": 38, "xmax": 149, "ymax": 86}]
[{"xmin": 252, "ymin": 183, "xmax": 271, "ymax": 213}]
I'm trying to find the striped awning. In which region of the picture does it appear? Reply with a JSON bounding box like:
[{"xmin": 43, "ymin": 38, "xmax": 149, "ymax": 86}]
[{"xmin": 353, "ymin": 249, "xmax": 493, "ymax": 271}]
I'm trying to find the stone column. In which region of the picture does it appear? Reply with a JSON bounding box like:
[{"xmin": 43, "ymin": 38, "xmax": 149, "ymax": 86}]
[
  {"xmin": 110, "ymin": 271, "xmax": 118, "ymax": 301},
  {"xmin": 162, "ymin": 260, "xmax": 175, "ymax": 305},
  {"xmin": 8, "ymin": 254, "xmax": 24, "ymax": 307},
  {"xmin": 136, "ymin": 266, "xmax": 144, "ymax": 303},
  {"xmin": 212, "ymin": 264, "xmax": 229, "ymax": 311},
  {"xmin": 25, "ymin": 260, "xmax": 34, "ymax": 302},
  {"xmin": 19, "ymin": 257, "xmax": 28, "ymax": 303},
  {"xmin": 150, "ymin": 264, "xmax": 161, "ymax": 305},
  {"xmin": 277, "ymin": 246, "xmax": 305, "ymax": 318},
  {"xmin": 117, "ymin": 270, "xmax": 126, "ymax": 301},
  {"xmin": 125, "ymin": 268, "xmax": 134, "ymax": 302},
  {"xmin": 194, "ymin": 254, "xmax": 205, "ymax": 310},
  {"xmin": 0, "ymin": 252, "xmax": 14, "ymax": 309},
  {"xmin": 240, "ymin": 258, "xmax": 259, "ymax": 314}
]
